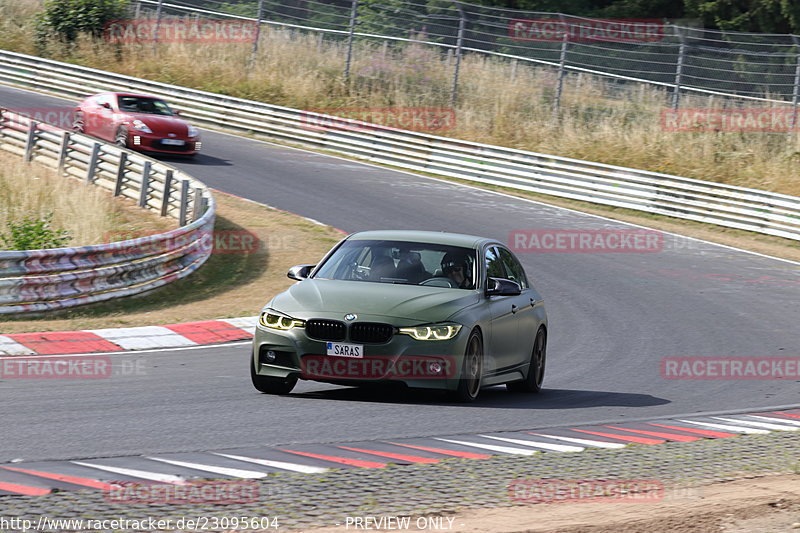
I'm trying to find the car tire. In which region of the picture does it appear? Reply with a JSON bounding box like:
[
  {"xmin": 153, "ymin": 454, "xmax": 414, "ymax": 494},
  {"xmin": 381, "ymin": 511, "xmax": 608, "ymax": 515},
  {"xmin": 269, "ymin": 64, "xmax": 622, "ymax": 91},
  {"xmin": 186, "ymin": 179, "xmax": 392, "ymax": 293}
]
[
  {"xmin": 250, "ymin": 359, "xmax": 297, "ymax": 395},
  {"xmin": 507, "ymin": 327, "xmax": 546, "ymax": 393},
  {"xmin": 72, "ymin": 111, "xmax": 85, "ymax": 133},
  {"xmin": 449, "ymin": 329, "xmax": 483, "ymax": 403},
  {"xmin": 114, "ymin": 126, "xmax": 129, "ymax": 148}
]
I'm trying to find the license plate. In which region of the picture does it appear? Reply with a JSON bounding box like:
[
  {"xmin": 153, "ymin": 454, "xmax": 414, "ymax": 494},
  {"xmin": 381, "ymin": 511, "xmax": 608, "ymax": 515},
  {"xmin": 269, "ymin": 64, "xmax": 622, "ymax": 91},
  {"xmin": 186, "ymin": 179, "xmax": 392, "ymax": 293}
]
[
  {"xmin": 326, "ymin": 342, "xmax": 363, "ymax": 358},
  {"xmin": 161, "ymin": 139, "xmax": 185, "ymax": 146}
]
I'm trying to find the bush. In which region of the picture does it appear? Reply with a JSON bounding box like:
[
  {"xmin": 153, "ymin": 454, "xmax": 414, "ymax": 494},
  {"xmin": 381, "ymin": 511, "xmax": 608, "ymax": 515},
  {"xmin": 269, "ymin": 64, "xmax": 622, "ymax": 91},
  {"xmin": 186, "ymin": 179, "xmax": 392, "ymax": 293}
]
[
  {"xmin": 1, "ymin": 213, "xmax": 72, "ymax": 250},
  {"xmin": 36, "ymin": 0, "xmax": 130, "ymax": 43}
]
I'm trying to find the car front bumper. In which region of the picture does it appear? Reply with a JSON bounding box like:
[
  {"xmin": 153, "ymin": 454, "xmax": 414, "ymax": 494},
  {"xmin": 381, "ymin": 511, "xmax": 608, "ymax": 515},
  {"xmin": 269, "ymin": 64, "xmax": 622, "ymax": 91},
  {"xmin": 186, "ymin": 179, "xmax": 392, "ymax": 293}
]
[{"xmin": 252, "ymin": 321, "xmax": 470, "ymax": 391}]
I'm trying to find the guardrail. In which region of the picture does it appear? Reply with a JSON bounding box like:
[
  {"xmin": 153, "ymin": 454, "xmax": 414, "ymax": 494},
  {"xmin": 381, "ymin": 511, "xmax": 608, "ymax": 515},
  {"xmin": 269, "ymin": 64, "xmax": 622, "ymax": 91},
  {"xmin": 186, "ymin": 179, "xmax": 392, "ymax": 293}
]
[
  {"xmin": 0, "ymin": 108, "xmax": 215, "ymax": 314},
  {"xmin": 1, "ymin": 48, "xmax": 799, "ymax": 244}
]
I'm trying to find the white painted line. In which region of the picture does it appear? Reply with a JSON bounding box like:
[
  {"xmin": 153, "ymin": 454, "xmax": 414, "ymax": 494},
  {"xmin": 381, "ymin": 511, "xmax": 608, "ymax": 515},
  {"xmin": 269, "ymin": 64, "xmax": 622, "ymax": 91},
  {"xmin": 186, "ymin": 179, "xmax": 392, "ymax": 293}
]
[
  {"xmin": 529, "ymin": 433, "xmax": 627, "ymax": 449},
  {"xmin": 220, "ymin": 317, "xmax": 258, "ymax": 335},
  {"xmin": 72, "ymin": 461, "xmax": 186, "ymax": 484},
  {"xmin": 213, "ymin": 453, "xmax": 328, "ymax": 474},
  {"xmin": 86, "ymin": 326, "xmax": 196, "ymax": 350},
  {"xmin": 677, "ymin": 419, "xmax": 769, "ymax": 434},
  {"xmin": 434, "ymin": 438, "xmax": 538, "ymax": 456},
  {"xmin": 712, "ymin": 417, "xmax": 798, "ymax": 431},
  {"xmin": 479, "ymin": 435, "xmax": 583, "ymax": 452},
  {"xmin": 0, "ymin": 336, "xmax": 34, "ymax": 356},
  {"xmin": 745, "ymin": 415, "xmax": 800, "ymax": 427},
  {"xmin": 145, "ymin": 457, "xmax": 269, "ymax": 479}
]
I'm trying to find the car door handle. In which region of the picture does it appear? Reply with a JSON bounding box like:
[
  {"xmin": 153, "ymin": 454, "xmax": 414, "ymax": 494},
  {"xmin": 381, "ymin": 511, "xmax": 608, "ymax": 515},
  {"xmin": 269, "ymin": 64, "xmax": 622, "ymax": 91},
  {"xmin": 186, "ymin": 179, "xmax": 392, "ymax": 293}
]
[
  {"xmin": 511, "ymin": 304, "xmax": 518, "ymax": 314},
  {"xmin": 530, "ymin": 298, "xmax": 541, "ymax": 307}
]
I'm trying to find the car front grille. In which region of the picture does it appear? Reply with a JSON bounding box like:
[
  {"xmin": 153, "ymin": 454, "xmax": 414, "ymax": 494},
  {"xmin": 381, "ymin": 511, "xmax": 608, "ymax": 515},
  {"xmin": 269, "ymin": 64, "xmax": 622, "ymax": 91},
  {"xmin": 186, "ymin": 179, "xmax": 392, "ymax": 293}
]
[
  {"xmin": 350, "ymin": 322, "xmax": 395, "ymax": 344},
  {"xmin": 305, "ymin": 319, "xmax": 346, "ymax": 341}
]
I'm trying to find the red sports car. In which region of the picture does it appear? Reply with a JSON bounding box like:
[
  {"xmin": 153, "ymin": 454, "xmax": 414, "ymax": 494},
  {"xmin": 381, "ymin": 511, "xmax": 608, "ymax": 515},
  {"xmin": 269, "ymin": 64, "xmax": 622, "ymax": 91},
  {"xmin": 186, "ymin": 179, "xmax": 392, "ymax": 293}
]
[{"xmin": 73, "ymin": 92, "xmax": 200, "ymax": 156}]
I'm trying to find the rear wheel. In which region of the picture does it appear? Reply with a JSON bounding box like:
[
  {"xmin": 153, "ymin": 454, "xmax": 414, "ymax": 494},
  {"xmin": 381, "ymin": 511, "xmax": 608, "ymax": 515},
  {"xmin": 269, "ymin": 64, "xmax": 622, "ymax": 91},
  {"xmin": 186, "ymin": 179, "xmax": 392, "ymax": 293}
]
[
  {"xmin": 507, "ymin": 327, "xmax": 546, "ymax": 393},
  {"xmin": 251, "ymin": 359, "xmax": 297, "ymax": 395},
  {"xmin": 448, "ymin": 330, "xmax": 483, "ymax": 402},
  {"xmin": 114, "ymin": 126, "xmax": 128, "ymax": 148}
]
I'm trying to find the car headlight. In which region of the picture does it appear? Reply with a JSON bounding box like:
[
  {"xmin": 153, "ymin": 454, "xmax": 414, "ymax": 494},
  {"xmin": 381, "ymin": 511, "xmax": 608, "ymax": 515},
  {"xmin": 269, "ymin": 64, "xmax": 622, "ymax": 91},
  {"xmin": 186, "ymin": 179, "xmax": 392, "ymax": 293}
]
[
  {"xmin": 131, "ymin": 119, "xmax": 152, "ymax": 133},
  {"xmin": 398, "ymin": 323, "xmax": 462, "ymax": 341},
  {"xmin": 259, "ymin": 310, "xmax": 305, "ymax": 330},
  {"xmin": 187, "ymin": 125, "xmax": 199, "ymax": 138}
]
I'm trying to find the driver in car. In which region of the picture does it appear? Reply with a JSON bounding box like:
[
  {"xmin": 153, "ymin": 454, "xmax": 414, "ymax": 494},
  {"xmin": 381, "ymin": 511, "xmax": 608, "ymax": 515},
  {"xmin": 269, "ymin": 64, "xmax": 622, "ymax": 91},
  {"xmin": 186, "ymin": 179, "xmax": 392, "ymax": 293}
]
[{"xmin": 441, "ymin": 252, "xmax": 474, "ymax": 289}]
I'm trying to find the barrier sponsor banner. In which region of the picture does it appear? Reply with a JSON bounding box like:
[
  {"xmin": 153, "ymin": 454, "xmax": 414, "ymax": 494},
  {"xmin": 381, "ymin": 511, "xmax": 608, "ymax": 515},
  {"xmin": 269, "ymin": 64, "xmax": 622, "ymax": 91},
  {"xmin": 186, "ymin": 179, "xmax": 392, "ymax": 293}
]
[{"xmin": 508, "ymin": 19, "xmax": 664, "ymax": 42}]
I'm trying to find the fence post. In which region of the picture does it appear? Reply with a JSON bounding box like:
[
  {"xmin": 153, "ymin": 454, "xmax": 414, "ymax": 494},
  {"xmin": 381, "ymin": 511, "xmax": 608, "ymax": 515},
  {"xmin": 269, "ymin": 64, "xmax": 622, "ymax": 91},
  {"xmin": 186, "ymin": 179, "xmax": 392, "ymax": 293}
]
[
  {"xmin": 154, "ymin": 0, "xmax": 164, "ymax": 44},
  {"xmin": 791, "ymin": 37, "xmax": 800, "ymax": 137},
  {"xmin": 553, "ymin": 22, "xmax": 569, "ymax": 113},
  {"xmin": 450, "ymin": 3, "xmax": 467, "ymax": 107},
  {"xmin": 114, "ymin": 151, "xmax": 127, "ymax": 197},
  {"xmin": 179, "ymin": 179, "xmax": 189, "ymax": 226},
  {"xmin": 343, "ymin": 0, "xmax": 359, "ymax": 81},
  {"xmin": 249, "ymin": 0, "xmax": 265, "ymax": 66},
  {"xmin": 672, "ymin": 26, "xmax": 686, "ymax": 110},
  {"xmin": 134, "ymin": 0, "xmax": 141, "ymax": 18},
  {"xmin": 160, "ymin": 169, "xmax": 174, "ymax": 216},
  {"xmin": 85, "ymin": 143, "xmax": 100, "ymax": 182},
  {"xmin": 23, "ymin": 121, "xmax": 37, "ymax": 162},
  {"xmin": 139, "ymin": 161, "xmax": 151, "ymax": 207},
  {"xmin": 56, "ymin": 131, "xmax": 70, "ymax": 175}
]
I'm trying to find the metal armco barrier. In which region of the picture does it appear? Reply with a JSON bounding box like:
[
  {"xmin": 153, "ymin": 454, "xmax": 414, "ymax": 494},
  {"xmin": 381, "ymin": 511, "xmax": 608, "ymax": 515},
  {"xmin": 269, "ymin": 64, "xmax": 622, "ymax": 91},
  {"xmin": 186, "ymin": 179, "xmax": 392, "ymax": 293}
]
[
  {"xmin": 1, "ymin": 49, "xmax": 800, "ymax": 244},
  {"xmin": 0, "ymin": 108, "xmax": 215, "ymax": 314}
]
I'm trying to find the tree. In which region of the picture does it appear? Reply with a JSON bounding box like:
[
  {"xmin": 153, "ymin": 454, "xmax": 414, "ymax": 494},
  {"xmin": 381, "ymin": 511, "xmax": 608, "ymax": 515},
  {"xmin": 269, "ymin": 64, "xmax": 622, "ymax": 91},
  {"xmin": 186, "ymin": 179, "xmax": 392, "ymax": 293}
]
[{"xmin": 37, "ymin": 0, "xmax": 130, "ymax": 43}]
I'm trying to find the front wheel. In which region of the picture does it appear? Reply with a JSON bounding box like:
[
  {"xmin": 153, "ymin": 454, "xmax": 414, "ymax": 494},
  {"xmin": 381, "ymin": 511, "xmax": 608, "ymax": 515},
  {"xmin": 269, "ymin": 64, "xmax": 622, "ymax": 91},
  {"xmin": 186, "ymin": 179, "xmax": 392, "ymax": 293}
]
[
  {"xmin": 507, "ymin": 327, "xmax": 546, "ymax": 393},
  {"xmin": 448, "ymin": 329, "xmax": 483, "ymax": 403},
  {"xmin": 251, "ymin": 359, "xmax": 297, "ymax": 395}
]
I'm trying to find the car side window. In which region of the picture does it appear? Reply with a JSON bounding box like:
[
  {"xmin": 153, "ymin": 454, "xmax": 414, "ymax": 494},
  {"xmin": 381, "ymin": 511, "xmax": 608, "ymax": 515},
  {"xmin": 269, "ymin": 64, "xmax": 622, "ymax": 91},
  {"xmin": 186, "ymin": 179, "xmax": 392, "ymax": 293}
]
[
  {"xmin": 484, "ymin": 246, "xmax": 507, "ymax": 287},
  {"xmin": 498, "ymin": 247, "xmax": 529, "ymax": 289}
]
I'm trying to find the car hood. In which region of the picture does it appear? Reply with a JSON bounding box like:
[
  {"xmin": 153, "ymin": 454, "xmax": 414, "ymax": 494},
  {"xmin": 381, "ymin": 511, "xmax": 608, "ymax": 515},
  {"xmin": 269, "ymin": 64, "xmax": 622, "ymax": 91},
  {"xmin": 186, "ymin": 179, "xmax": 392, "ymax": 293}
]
[
  {"xmin": 270, "ymin": 279, "xmax": 480, "ymax": 323},
  {"xmin": 127, "ymin": 113, "xmax": 189, "ymax": 136}
]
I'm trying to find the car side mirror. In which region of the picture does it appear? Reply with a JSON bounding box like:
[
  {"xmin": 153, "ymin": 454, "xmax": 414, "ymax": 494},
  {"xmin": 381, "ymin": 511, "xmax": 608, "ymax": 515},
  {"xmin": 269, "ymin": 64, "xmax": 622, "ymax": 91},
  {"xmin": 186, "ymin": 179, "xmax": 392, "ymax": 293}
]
[
  {"xmin": 486, "ymin": 277, "xmax": 521, "ymax": 296},
  {"xmin": 287, "ymin": 264, "xmax": 315, "ymax": 281},
  {"xmin": 100, "ymin": 102, "xmax": 111, "ymax": 109},
  {"xmin": 173, "ymin": 109, "xmax": 181, "ymax": 115}
]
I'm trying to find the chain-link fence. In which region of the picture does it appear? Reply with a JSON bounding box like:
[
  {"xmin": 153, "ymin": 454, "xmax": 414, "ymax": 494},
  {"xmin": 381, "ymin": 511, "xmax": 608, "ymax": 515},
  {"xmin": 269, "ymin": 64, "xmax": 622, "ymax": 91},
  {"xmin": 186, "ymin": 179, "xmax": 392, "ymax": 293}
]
[{"xmin": 133, "ymin": 0, "xmax": 800, "ymax": 111}]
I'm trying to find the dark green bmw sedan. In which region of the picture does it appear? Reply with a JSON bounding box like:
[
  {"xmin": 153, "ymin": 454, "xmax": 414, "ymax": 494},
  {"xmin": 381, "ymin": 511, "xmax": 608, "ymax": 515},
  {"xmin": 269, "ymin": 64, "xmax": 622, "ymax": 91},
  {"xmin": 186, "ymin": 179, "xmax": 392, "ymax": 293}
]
[{"xmin": 251, "ymin": 230, "xmax": 547, "ymax": 402}]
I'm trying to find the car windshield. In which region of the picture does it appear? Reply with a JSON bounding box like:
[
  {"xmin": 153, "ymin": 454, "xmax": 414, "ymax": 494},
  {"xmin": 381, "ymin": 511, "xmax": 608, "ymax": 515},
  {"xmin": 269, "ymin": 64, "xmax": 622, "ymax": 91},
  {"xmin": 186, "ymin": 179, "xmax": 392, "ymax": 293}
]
[
  {"xmin": 117, "ymin": 96, "xmax": 175, "ymax": 116},
  {"xmin": 313, "ymin": 239, "xmax": 477, "ymax": 289}
]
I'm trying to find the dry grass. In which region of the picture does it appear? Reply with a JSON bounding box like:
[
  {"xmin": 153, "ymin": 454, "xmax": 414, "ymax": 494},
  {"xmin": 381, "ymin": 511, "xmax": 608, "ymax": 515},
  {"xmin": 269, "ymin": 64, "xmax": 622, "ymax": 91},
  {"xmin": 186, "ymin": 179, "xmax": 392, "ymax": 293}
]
[
  {"xmin": 1, "ymin": 3, "xmax": 794, "ymax": 197},
  {"xmin": 0, "ymin": 191, "xmax": 345, "ymax": 333},
  {"xmin": 0, "ymin": 150, "xmax": 173, "ymax": 248}
]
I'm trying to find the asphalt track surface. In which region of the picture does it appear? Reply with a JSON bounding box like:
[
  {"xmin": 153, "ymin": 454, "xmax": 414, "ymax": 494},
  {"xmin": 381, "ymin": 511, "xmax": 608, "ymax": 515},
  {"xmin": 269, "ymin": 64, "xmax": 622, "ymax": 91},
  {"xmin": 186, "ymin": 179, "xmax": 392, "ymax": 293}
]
[{"xmin": 2, "ymin": 85, "xmax": 800, "ymax": 463}]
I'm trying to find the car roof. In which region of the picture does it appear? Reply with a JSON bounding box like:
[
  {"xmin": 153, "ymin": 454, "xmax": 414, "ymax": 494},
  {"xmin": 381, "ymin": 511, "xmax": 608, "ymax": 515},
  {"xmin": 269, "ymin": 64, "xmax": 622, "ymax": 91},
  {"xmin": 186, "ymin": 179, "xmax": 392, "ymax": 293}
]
[
  {"xmin": 93, "ymin": 92, "xmax": 164, "ymax": 99},
  {"xmin": 346, "ymin": 230, "xmax": 498, "ymax": 249}
]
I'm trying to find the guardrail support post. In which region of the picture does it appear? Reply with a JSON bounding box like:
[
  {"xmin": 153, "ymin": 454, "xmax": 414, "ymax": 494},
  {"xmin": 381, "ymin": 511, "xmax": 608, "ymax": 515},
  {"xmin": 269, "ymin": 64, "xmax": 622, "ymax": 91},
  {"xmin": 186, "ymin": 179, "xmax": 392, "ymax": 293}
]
[
  {"xmin": 191, "ymin": 187, "xmax": 203, "ymax": 222},
  {"xmin": 179, "ymin": 179, "xmax": 189, "ymax": 226},
  {"xmin": 139, "ymin": 161, "xmax": 151, "ymax": 207},
  {"xmin": 160, "ymin": 169, "xmax": 174, "ymax": 216},
  {"xmin": 56, "ymin": 131, "xmax": 70, "ymax": 175},
  {"xmin": 114, "ymin": 151, "xmax": 128, "ymax": 196},
  {"xmin": 85, "ymin": 143, "xmax": 100, "ymax": 182},
  {"xmin": 23, "ymin": 121, "xmax": 37, "ymax": 162},
  {"xmin": 154, "ymin": 0, "xmax": 164, "ymax": 44},
  {"xmin": 790, "ymin": 40, "xmax": 800, "ymax": 137}
]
